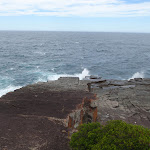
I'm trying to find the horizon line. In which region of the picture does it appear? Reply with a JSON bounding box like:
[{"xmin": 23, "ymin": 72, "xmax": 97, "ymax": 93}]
[{"xmin": 0, "ymin": 30, "xmax": 150, "ymax": 34}]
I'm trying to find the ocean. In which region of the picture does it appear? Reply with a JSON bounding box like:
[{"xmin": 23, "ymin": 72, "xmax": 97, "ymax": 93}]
[{"xmin": 0, "ymin": 31, "xmax": 150, "ymax": 97}]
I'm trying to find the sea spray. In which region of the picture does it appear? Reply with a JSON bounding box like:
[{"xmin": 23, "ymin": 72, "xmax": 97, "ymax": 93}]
[
  {"xmin": 128, "ymin": 71, "xmax": 145, "ymax": 80},
  {"xmin": 75, "ymin": 68, "xmax": 90, "ymax": 80},
  {"xmin": 47, "ymin": 68, "xmax": 90, "ymax": 81},
  {"xmin": 0, "ymin": 68, "xmax": 90, "ymax": 97}
]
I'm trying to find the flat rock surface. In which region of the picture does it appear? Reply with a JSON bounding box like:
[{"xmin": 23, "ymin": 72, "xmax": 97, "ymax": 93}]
[
  {"xmin": 0, "ymin": 78, "xmax": 95, "ymax": 150},
  {"xmin": 0, "ymin": 114, "xmax": 68, "ymax": 150},
  {"xmin": 92, "ymin": 78, "xmax": 150, "ymax": 128}
]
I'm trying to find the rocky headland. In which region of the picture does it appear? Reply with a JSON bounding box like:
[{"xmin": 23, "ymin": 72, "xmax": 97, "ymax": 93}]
[{"xmin": 0, "ymin": 77, "xmax": 150, "ymax": 150}]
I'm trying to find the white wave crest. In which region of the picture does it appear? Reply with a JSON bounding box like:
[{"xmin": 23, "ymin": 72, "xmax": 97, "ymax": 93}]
[
  {"xmin": 128, "ymin": 71, "xmax": 145, "ymax": 80},
  {"xmin": 0, "ymin": 85, "xmax": 21, "ymax": 98}
]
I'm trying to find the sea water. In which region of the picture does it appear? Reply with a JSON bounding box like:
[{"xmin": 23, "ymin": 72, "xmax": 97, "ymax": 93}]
[{"xmin": 0, "ymin": 31, "xmax": 150, "ymax": 97}]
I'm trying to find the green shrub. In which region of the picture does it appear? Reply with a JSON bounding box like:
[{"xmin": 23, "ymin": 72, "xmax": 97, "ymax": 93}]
[{"xmin": 70, "ymin": 120, "xmax": 150, "ymax": 150}]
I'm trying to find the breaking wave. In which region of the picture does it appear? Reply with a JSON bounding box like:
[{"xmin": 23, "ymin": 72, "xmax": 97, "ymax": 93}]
[{"xmin": 128, "ymin": 71, "xmax": 145, "ymax": 80}]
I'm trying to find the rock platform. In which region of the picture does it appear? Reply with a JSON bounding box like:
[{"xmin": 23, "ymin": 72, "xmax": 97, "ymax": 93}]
[
  {"xmin": 90, "ymin": 78, "xmax": 150, "ymax": 128},
  {"xmin": 0, "ymin": 77, "xmax": 150, "ymax": 149},
  {"xmin": 0, "ymin": 77, "xmax": 96, "ymax": 150}
]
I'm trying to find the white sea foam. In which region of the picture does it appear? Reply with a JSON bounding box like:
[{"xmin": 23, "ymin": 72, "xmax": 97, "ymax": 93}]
[
  {"xmin": 34, "ymin": 51, "xmax": 46, "ymax": 55},
  {"xmin": 128, "ymin": 71, "xmax": 145, "ymax": 80},
  {"xmin": 0, "ymin": 85, "xmax": 22, "ymax": 98},
  {"xmin": 10, "ymin": 68, "xmax": 14, "ymax": 70}
]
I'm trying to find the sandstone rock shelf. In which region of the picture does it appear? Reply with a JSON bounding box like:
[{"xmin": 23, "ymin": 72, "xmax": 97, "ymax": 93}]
[{"xmin": 0, "ymin": 77, "xmax": 150, "ymax": 150}]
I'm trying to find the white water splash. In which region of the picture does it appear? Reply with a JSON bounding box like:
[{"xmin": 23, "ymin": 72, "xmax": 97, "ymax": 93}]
[
  {"xmin": 75, "ymin": 68, "xmax": 89, "ymax": 80},
  {"xmin": 0, "ymin": 68, "xmax": 90, "ymax": 97},
  {"xmin": 0, "ymin": 85, "xmax": 22, "ymax": 98},
  {"xmin": 36, "ymin": 68, "xmax": 90, "ymax": 82},
  {"xmin": 48, "ymin": 68, "xmax": 90, "ymax": 81},
  {"xmin": 128, "ymin": 71, "xmax": 145, "ymax": 80}
]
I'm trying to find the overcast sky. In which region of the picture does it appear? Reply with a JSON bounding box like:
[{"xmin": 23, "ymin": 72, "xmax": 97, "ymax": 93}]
[{"xmin": 0, "ymin": 0, "xmax": 150, "ymax": 32}]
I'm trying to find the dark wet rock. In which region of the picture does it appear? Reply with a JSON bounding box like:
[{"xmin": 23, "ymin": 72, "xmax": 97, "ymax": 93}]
[{"xmin": 89, "ymin": 75, "xmax": 102, "ymax": 79}]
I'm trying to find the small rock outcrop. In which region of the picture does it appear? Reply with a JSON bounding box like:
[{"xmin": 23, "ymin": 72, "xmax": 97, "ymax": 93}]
[{"xmin": 68, "ymin": 95, "xmax": 98, "ymax": 128}]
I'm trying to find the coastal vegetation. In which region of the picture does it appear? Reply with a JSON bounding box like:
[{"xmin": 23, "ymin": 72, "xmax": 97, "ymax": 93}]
[{"xmin": 70, "ymin": 120, "xmax": 150, "ymax": 150}]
